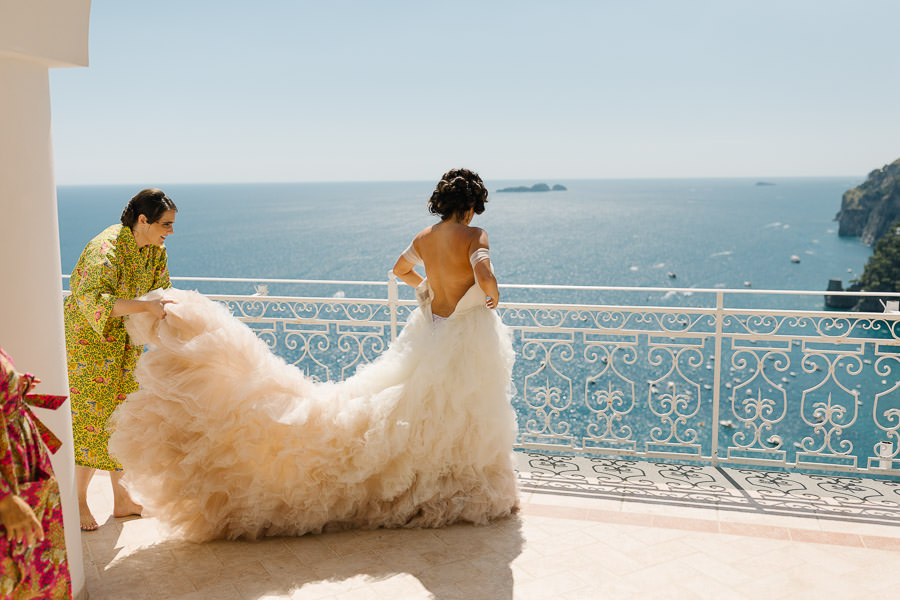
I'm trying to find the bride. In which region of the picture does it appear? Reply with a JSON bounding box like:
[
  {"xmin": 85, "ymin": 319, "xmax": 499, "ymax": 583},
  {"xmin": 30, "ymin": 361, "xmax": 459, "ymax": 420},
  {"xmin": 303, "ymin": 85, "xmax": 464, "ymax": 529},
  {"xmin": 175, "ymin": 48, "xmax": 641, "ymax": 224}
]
[{"xmin": 108, "ymin": 168, "xmax": 520, "ymax": 542}]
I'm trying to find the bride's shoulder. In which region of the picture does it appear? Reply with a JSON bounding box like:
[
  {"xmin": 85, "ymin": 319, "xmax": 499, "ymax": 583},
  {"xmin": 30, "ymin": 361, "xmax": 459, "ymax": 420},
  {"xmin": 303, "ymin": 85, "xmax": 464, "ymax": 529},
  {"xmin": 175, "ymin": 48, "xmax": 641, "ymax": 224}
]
[
  {"xmin": 466, "ymin": 226, "xmax": 489, "ymax": 245},
  {"xmin": 415, "ymin": 225, "xmax": 437, "ymax": 241}
]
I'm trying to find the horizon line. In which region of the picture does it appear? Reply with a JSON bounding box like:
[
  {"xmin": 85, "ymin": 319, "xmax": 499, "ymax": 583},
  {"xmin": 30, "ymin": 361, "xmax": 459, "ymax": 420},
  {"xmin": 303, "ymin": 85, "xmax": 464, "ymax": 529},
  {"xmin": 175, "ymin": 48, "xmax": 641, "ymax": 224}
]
[{"xmin": 55, "ymin": 174, "xmax": 865, "ymax": 187}]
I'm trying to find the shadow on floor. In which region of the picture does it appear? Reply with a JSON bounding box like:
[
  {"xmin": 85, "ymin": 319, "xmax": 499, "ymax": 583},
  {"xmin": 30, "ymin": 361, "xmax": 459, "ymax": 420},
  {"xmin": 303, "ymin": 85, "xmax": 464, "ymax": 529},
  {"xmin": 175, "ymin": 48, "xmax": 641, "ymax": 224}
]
[{"xmin": 84, "ymin": 515, "xmax": 525, "ymax": 599}]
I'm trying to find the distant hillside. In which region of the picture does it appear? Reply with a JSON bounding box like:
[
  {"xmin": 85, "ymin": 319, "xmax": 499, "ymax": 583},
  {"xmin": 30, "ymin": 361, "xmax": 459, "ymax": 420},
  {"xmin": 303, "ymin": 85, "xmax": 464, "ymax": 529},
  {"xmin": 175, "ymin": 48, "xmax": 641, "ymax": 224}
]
[
  {"xmin": 835, "ymin": 157, "xmax": 900, "ymax": 245},
  {"xmin": 855, "ymin": 219, "xmax": 900, "ymax": 310}
]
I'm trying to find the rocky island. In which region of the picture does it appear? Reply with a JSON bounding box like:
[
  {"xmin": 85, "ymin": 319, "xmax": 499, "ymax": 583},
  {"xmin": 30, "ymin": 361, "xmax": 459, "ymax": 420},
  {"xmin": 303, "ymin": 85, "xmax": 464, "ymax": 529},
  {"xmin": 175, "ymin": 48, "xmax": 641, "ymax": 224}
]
[
  {"xmin": 835, "ymin": 157, "xmax": 900, "ymax": 245},
  {"xmin": 496, "ymin": 183, "xmax": 567, "ymax": 193}
]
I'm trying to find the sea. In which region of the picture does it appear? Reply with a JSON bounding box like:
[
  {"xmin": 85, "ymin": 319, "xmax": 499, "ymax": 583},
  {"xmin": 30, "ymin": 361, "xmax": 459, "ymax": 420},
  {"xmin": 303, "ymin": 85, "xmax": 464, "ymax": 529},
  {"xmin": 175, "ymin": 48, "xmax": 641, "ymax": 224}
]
[{"xmin": 58, "ymin": 177, "xmax": 873, "ymax": 309}]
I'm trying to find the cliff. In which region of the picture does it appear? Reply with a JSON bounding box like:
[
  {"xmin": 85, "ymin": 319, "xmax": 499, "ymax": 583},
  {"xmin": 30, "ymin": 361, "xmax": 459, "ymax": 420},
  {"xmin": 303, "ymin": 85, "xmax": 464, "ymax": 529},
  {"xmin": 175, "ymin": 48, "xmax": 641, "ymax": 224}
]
[{"xmin": 835, "ymin": 157, "xmax": 900, "ymax": 245}]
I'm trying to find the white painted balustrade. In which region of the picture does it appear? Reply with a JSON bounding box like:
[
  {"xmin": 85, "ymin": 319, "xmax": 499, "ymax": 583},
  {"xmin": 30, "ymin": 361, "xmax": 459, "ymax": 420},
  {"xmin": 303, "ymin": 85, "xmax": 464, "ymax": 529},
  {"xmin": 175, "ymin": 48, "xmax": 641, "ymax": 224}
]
[{"xmin": 66, "ymin": 275, "xmax": 900, "ymax": 478}]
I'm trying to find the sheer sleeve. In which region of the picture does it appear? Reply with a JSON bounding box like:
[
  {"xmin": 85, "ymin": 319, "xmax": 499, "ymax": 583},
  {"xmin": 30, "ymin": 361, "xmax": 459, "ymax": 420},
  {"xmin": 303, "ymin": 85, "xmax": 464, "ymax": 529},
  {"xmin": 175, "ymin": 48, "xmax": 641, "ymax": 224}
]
[
  {"xmin": 401, "ymin": 241, "xmax": 424, "ymax": 266},
  {"xmin": 469, "ymin": 247, "xmax": 491, "ymax": 269}
]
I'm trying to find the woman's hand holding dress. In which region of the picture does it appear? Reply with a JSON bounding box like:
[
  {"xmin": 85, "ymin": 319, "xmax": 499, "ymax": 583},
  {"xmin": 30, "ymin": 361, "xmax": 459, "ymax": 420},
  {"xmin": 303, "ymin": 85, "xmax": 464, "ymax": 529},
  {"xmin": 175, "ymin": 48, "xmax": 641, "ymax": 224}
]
[
  {"xmin": 145, "ymin": 298, "xmax": 175, "ymax": 320},
  {"xmin": 111, "ymin": 298, "xmax": 175, "ymax": 320}
]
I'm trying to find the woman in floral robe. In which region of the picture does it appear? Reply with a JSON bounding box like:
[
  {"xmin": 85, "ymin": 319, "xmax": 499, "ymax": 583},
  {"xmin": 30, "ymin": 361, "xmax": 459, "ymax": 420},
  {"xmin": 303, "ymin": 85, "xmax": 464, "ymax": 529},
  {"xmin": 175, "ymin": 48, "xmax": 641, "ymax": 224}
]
[
  {"xmin": 64, "ymin": 188, "xmax": 177, "ymax": 530},
  {"xmin": 0, "ymin": 347, "xmax": 71, "ymax": 599}
]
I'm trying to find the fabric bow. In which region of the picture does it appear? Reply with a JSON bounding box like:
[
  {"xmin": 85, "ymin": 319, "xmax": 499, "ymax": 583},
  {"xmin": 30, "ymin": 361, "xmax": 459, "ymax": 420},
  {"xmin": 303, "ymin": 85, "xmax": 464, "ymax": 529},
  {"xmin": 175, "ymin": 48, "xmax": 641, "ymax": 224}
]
[{"xmin": 21, "ymin": 373, "xmax": 67, "ymax": 454}]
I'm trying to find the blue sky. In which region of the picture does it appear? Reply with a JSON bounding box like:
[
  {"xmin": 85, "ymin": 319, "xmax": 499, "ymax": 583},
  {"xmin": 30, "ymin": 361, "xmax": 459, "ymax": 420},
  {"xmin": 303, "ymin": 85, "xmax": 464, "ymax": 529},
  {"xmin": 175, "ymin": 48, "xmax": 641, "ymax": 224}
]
[{"xmin": 49, "ymin": 0, "xmax": 900, "ymax": 185}]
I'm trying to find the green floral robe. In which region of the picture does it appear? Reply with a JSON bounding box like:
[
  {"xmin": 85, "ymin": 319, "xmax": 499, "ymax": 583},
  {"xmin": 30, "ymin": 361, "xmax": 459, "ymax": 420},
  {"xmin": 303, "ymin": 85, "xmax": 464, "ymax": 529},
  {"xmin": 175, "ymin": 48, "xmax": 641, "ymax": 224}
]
[{"xmin": 64, "ymin": 224, "xmax": 171, "ymax": 471}]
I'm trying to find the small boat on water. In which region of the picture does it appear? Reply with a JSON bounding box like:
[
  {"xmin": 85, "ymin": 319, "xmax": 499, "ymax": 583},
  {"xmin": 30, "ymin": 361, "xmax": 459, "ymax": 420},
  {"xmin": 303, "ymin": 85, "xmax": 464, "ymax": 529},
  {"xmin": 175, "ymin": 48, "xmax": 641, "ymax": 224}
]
[{"xmin": 790, "ymin": 255, "xmax": 801, "ymax": 263}]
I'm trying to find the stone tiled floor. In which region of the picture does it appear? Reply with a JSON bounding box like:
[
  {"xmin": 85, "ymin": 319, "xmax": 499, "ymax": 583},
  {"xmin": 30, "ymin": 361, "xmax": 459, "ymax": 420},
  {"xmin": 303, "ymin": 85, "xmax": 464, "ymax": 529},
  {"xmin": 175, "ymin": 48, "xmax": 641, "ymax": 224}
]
[{"xmin": 80, "ymin": 456, "xmax": 900, "ymax": 600}]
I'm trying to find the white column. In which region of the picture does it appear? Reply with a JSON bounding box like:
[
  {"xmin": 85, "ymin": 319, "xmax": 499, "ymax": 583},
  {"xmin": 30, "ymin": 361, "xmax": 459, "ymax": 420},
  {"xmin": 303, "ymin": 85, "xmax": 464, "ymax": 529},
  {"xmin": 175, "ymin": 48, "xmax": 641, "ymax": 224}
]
[
  {"xmin": 0, "ymin": 2, "xmax": 91, "ymax": 598},
  {"xmin": 0, "ymin": 56, "xmax": 86, "ymax": 600}
]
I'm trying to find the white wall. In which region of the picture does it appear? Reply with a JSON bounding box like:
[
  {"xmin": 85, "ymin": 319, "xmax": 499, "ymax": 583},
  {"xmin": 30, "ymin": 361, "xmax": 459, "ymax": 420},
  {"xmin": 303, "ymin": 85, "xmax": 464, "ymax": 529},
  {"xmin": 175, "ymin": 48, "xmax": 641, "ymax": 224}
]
[
  {"xmin": 0, "ymin": 0, "xmax": 90, "ymax": 67},
  {"xmin": 0, "ymin": 1, "xmax": 91, "ymax": 597}
]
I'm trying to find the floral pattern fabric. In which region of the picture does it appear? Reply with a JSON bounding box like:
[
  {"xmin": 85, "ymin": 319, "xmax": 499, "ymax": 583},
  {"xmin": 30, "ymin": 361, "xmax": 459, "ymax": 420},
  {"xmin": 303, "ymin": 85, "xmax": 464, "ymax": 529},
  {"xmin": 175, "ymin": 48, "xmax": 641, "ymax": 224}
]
[
  {"xmin": 65, "ymin": 224, "xmax": 170, "ymax": 471},
  {"xmin": 0, "ymin": 348, "xmax": 71, "ymax": 599}
]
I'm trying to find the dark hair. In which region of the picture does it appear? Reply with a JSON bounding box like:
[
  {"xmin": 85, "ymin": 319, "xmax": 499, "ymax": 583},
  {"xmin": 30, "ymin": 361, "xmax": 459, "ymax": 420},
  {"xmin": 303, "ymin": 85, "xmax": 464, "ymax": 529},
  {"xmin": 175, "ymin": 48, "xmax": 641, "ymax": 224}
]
[
  {"xmin": 427, "ymin": 168, "xmax": 488, "ymax": 221},
  {"xmin": 120, "ymin": 188, "xmax": 178, "ymax": 228}
]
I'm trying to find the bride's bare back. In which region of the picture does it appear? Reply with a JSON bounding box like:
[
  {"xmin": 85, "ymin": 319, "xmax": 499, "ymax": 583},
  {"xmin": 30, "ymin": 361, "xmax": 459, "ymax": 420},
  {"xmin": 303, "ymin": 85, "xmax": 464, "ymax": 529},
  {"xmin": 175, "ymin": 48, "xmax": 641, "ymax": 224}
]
[
  {"xmin": 392, "ymin": 168, "xmax": 500, "ymax": 317},
  {"xmin": 418, "ymin": 221, "xmax": 497, "ymax": 317}
]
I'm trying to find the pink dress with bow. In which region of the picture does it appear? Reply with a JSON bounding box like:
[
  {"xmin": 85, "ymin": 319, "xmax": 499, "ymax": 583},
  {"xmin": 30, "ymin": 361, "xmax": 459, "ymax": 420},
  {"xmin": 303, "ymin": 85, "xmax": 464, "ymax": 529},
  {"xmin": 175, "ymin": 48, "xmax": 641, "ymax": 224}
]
[{"xmin": 0, "ymin": 347, "xmax": 71, "ymax": 599}]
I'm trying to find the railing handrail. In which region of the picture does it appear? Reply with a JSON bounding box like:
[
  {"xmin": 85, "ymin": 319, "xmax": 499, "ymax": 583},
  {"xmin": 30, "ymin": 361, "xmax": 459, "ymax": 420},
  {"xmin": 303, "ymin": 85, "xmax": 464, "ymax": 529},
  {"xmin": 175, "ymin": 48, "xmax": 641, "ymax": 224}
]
[
  {"xmin": 60, "ymin": 273, "xmax": 900, "ymax": 298},
  {"xmin": 201, "ymin": 294, "xmax": 899, "ymax": 320}
]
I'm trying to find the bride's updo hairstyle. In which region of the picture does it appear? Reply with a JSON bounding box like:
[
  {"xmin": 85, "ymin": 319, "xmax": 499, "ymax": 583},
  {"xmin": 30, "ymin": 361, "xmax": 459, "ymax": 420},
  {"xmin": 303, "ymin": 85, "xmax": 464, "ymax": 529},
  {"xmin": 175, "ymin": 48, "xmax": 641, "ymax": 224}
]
[
  {"xmin": 427, "ymin": 168, "xmax": 488, "ymax": 221},
  {"xmin": 121, "ymin": 188, "xmax": 178, "ymax": 228}
]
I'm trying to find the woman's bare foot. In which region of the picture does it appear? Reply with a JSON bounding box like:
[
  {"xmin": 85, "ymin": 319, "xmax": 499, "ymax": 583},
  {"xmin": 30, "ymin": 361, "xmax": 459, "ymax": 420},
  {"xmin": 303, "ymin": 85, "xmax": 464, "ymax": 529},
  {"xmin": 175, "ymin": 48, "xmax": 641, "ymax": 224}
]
[
  {"xmin": 79, "ymin": 503, "xmax": 99, "ymax": 531},
  {"xmin": 110, "ymin": 470, "xmax": 143, "ymax": 518},
  {"xmin": 112, "ymin": 499, "xmax": 143, "ymax": 519},
  {"xmin": 76, "ymin": 465, "xmax": 98, "ymax": 530}
]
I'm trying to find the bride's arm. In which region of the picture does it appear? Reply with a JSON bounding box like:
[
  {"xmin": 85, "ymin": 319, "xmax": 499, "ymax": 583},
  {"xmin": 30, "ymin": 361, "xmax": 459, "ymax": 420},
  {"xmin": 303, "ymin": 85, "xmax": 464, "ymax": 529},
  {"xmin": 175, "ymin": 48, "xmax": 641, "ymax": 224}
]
[
  {"xmin": 393, "ymin": 256, "xmax": 424, "ymax": 288},
  {"xmin": 471, "ymin": 231, "xmax": 500, "ymax": 309},
  {"xmin": 393, "ymin": 240, "xmax": 425, "ymax": 288}
]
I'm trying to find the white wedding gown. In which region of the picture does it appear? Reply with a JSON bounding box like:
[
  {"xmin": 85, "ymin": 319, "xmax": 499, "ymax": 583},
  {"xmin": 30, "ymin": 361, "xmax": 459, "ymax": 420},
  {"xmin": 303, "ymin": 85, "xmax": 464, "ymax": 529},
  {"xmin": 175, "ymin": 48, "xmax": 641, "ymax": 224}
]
[{"xmin": 108, "ymin": 283, "xmax": 519, "ymax": 542}]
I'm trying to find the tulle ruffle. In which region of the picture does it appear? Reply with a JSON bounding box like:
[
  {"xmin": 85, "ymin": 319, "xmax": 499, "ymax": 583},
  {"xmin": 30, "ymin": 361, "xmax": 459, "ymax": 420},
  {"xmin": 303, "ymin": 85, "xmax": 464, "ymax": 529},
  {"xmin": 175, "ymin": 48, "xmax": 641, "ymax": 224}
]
[{"xmin": 108, "ymin": 287, "xmax": 519, "ymax": 542}]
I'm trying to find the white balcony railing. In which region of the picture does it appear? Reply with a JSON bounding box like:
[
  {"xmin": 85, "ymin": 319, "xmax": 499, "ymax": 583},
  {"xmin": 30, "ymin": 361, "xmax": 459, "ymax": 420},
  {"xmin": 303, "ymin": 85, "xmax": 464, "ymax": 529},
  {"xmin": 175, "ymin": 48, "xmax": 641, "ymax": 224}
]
[{"xmin": 65, "ymin": 275, "xmax": 900, "ymax": 478}]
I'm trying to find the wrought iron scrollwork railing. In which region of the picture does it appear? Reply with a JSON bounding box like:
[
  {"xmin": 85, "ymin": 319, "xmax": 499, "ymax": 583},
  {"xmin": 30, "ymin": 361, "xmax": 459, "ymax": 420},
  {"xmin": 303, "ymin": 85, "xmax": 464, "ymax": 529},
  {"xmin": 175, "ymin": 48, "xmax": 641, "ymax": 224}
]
[{"xmin": 65, "ymin": 274, "xmax": 900, "ymax": 477}]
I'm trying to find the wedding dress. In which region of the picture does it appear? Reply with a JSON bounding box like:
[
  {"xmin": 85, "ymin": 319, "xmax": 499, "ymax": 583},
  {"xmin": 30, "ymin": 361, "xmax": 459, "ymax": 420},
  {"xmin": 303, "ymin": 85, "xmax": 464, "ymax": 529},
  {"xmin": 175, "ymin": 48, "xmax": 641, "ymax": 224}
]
[{"xmin": 107, "ymin": 281, "xmax": 519, "ymax": 542}]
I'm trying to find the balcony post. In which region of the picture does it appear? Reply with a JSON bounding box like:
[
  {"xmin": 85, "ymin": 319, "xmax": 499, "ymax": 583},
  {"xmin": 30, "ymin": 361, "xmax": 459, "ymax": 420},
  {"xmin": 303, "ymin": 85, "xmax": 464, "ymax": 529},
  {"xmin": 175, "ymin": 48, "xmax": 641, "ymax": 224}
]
[
  {"xmin": 711, "ymin": 290, "xmax": 724, "ymax": 465},
  {"xmin": 387, "ymin": 270, "xmax": 399, "ymax": 342}
]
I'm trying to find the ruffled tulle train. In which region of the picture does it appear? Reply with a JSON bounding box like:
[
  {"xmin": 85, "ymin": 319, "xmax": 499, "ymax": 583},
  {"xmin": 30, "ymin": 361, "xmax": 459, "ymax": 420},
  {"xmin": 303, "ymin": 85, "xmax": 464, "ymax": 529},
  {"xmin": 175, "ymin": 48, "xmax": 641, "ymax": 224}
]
[{"xmin": 108, "ymin": 286, "xmax": 519, "ymax": 542}]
